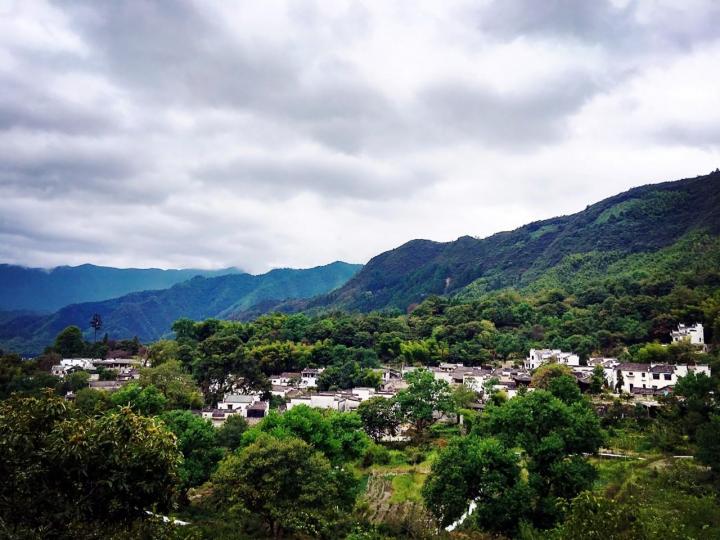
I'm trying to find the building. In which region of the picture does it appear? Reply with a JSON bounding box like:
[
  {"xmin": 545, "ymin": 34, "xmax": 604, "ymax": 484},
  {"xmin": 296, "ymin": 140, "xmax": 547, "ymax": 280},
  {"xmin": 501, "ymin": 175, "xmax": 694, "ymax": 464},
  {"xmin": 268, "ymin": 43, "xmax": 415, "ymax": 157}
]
[
  {"xmin": 525, "ymin": 349, "xmax": 580, "ymax": 370},
  {"xmin": 671, "ymin": 323, "xmax": 705, "ymax": 346},
  {"xmin": 287, "ymin": 392, "xmax": 346, "ymax": 411},
  {"xmin": 270, "ymin": 372, "xmax": 301, "ymax": 387},
  {"xmin": 300, "ymin": 368, "xmax": 323, "ymax": 388},
  {"xmin": 614, "ymin": 363, "xmax": 711, "ymax": 394},
  {"xmin": 216, "ymin": 393, "xmax": 261, "ymax": 415}
]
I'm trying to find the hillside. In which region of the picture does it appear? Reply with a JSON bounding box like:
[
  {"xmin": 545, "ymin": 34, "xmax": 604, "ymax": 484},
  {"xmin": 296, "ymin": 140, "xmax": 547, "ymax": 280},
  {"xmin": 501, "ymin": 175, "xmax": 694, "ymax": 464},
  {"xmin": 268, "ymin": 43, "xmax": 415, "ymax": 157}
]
[
  {"xmin": 0, "ymin": 262, "xmax": 361, "ymax": 355},
  {"xmin": 307, "ymin": 171, "xmax": 720, "ymax": 312},
  {"xmin": 0, "ymin": 263, "xmax": 243, "ymax": 312}
]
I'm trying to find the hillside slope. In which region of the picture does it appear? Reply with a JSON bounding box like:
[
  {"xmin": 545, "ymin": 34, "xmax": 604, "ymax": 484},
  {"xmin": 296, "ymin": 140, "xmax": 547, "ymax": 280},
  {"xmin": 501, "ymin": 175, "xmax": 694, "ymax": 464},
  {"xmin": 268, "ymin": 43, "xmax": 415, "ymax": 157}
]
[
  {"xmin": 0, "ymin": 262, "xmax": 361, "ymax": 355},
  {"xmin": 308, "ymin": 171, "xmax": 720, "ymax": 312},
  {"xmin": 0, "ymin": 264, "xmax": 242, "ymax": 312}
]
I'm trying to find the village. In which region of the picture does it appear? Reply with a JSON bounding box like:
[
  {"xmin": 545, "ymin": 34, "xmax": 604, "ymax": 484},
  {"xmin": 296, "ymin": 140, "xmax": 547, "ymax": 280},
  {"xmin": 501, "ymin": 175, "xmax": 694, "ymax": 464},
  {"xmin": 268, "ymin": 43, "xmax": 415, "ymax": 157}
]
[{"xmin": 50, "ymin": 323, "xmax": 711, "ymax": 431}]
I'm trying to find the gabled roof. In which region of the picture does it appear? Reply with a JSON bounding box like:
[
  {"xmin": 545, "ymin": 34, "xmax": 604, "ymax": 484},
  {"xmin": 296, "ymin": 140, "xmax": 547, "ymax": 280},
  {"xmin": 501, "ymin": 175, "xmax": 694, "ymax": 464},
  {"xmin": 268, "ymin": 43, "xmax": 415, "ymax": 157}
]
[{"xmin": 617, "ymin": 363, "xmax": 650, "ymax": 372}]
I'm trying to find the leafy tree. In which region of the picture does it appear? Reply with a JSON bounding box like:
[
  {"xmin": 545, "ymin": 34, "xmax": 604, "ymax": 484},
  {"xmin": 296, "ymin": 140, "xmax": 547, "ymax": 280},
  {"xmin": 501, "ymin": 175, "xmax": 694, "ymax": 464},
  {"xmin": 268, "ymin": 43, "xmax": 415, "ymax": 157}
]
[
  {"xmin": 317, "ymin": 360, "xmax": 381, "ymax": 391},
  {"xmin": 147, "ymin": 339, "xmax": 180, "ymax": 367},
  {"xmin": 696, "ymin": 415, "xmax": 720, "ymax": 476},
  {"xmin": 423, "ymin": 436, "xmax": 530, "ymax": 532},
  {"xmin": 589, "ymin": 365, "xmax": 605, "ymax": 394},
  {"xmin": 530, "ymin": 363, "xmax": 573, "ymax": 389},
  {"xmin": 212, "ymin": 435, "xmax": 357, "ymax": 539},
  {"xmin": 57, "ymin": 370, "xmax": 90, "ymax": 394},
  {"xmin": 54, "ymin": 326, "xmax": 86, "ymax": 357},
  {"xmin": 74, "ymin": 387, "xmax": 112, "ymax": 415},
  {"xmin": 0, "ymin": 393, "xmax": 180, "ymax": 535},
  {"xmin": 480, "ymin": 390, "xmax": 604, "ymax": 527},
  {"xmin": 110, "ymin": 383, "xmax": 167, "ymax": 415},
  {"xmin": 160, "ymin": 410, "xmax": 223, "ymax": 489},
  {"xmin": 396, "ymin": 369, "xmax": 454, "ymax": 434},
  {"xmin": 357, "ymin": 396, "xmax": 401, "ymax": 442},
  {"xmin": 216, "ymin": 413, "xmax": 248, "ymax": 450},
  {"xmin": 140, "ymin": 360, "xmax": 203, "ymax": 409},
  {"xmin": 242, "ymin": 405, "xmax": 369, "ymax": 464},
  {"xmin": 547, "ymin": 374, "xmax": 583, "ymax": 404},
  {"xmin": 451, "ymin": 383, "xmax": 479, "ymax": 409}
]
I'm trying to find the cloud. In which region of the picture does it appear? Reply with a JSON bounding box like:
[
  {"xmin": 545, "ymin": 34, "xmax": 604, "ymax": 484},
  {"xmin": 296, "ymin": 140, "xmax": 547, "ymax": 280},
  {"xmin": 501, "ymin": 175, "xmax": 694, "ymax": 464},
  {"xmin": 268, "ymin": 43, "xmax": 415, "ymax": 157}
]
[{"xmin": 0, "ymin": 0, "xmax": 718, "ymax": 273}]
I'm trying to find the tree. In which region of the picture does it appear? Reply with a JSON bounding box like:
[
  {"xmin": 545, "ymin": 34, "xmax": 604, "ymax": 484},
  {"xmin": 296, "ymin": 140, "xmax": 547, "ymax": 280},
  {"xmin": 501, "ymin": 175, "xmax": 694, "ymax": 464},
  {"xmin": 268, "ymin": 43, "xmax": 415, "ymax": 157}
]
[
  {"xmin": 423, "ymin": 436, "xmax": 530, "ymax": 533},
  {"xmin": 547, "ymin": 374, "xmax": 583, "ymax": 404},
  {"xmin": 213, "ymin": 436, "xmax": 355, "ymax": 538},
  {"xmin": 56, "ymin": 369, "xmax": 90, "ymax": 394},
  {"xmin": 140, "ymin": 360, "xmax": 203, "ymax": 409},
  {"xmin": 357, "ymin": 396, "xmax": 401, "ymax": 442},
  {"xmin": 146, "ymin": 339, "xmax": 179, "ymax": 367},
  {"xmin": 531, "ymin": 363, "xmax": 573, "ymax": 389},
  {"xmin": 212, "ymin": 435, "xmax": 357, "ymax": 539},
  {"xmin": 696, "ymin": 415, "xmax": 720, "ymax": 476},
  {"xmin": 242, "ymin": 405, "xmax": 369, "ymax": 464},
  {"xmin": 160, "ymin": 410, "xmax": 223, "ymax": 489},
  {"xmin": 0, "ymin": 392, "xmax": 180, "ymax": 535},
  {"xmin": 589, "ymin": 365, "xmax": 605, "ymax": 394},
  {"xmin": 110, "ymin": 383, "xmax": 167, "ymax": 415},
  {"xmin": 90, "ymin": 313, "xmax": 103, "ymax": 343},
  {"xmin": 480, "ymin": 390, "xmax": 605, "ymax": 527},
  {"xmin": 54, "ymin": 326, "xmax": 86, "ymax": 358},
  {"xmin": 452, "ymin": 383, "xmax": 479, "ymax": 409},
  {"xmin": 396, "ymin": 369, "xmax": 454, "ymax": 435},
  {"xmin": 74, "ymin": 387, "xmax": 112, "ymax": 415},
  {"xmin": 216, "ymin": 413, "xmax": 248, "ymax": 450}
]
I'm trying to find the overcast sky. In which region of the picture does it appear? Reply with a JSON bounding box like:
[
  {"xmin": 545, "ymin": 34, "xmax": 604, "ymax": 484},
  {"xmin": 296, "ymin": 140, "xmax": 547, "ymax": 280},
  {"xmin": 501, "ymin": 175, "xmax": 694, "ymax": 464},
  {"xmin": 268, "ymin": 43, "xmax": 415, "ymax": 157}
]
[{"xmin": 1, "ymin": 0, "xmax": 719, "ymax": 272}]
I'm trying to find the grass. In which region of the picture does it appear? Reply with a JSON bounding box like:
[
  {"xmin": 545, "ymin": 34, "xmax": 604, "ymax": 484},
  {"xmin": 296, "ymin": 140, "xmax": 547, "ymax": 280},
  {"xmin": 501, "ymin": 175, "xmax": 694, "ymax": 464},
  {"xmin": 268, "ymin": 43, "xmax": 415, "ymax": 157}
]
[{"xmin": 389, "ymin": 472, "xmax": 426, "ymax": 504}]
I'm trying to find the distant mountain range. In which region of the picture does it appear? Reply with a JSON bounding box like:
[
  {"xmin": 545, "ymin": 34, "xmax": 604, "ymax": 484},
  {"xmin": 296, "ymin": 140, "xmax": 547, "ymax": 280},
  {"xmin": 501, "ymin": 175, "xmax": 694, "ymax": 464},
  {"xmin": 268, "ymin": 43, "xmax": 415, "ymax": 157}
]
[
  {"xmin": 300, "ymin": 170, "xmax": 720, "ymax": 312},
  {"xmin": 0, "ymin": 264, "xmax": 243, "ymax": 312},
  {"xmin": 2, "ymin": 170, "xmax": 719, "ymax": 356},
  {"xmin": 0, "ymin": 262, "xmax": 361, "ymax": 355}
]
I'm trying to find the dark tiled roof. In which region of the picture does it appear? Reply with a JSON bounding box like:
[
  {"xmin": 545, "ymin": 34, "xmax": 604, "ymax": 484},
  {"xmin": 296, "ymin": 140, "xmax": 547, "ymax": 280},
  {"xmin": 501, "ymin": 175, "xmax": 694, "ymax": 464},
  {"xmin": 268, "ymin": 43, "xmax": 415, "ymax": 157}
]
[
  {"xmin": 650, "ymin": 364, "xmax": 674, "ymax": 373},
  {"xmin": 617, "ymin": 363, "xmax": 650, "ymax": 372}
]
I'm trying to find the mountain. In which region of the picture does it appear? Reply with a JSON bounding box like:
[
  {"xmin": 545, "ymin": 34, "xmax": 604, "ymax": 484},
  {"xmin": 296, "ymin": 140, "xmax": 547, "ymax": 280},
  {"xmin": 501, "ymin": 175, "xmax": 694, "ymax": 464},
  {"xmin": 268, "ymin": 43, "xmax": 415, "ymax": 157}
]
[
  {"xmin": 306, "ymin": 171, "xmax": 720, "ymax": 312},
  {"xmin": 0, "ymin": 264, "xmax": 243, "ymax": 312},
  {"xmin": 0, "ymin": 262, "xmax": 361, "ymax": 355}
]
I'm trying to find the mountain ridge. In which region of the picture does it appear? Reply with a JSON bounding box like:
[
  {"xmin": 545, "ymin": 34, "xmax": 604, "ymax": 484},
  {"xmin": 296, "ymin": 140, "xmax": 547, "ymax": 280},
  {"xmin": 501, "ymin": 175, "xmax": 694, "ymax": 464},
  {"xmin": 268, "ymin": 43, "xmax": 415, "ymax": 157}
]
[
  {"xmin": 0, "ymin": 261, "xmax": 362, "ymax": 355},
  {"xmin": 300, "ymin": 171, "xmax": 720, "ymax": 313},
  {"xmin": 0, "ymin": 263, "xmax": 244, "ymax": 312}
]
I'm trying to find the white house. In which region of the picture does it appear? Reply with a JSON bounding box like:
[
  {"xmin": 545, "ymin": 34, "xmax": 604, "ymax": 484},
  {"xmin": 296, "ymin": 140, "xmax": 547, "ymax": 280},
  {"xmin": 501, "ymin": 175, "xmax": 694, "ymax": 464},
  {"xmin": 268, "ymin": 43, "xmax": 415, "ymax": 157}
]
[
  {"xmin": 587, "ymin": 357, "xmax": 620, "ymax": 389},
  {"xmin": 300, "ymin": 368, "xmax": 323, "ymax": 388},
  {"xmin": 270, "ymin": 372, "xmax": 301, "ymax": 387},
  {"xmin": 216, "ymin": 393, "xmax": 261, "ymax": 415},
  {"xmin": 525, "ymin": 349, "xmax": 580, "ymax": 370},
  {"xmin": 614, "ymin": 363, "xmax": 711, "ymax": 395},
  {"xmin": 287, "ymin": 392, "xmax": 346, "ymax": 411},
  {"xmin": 671, "ymin": 323, "xmax": 705, "ymax": 346}
]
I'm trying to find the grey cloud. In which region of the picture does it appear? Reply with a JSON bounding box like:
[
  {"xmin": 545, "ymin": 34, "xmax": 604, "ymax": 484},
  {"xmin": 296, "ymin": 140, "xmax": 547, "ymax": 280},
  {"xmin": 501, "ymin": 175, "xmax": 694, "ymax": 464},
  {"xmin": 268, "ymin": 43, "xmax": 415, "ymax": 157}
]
[
  {"xmin": 419, "ymin": 76, "xmax": 599, "ymax": 149},
  {"xmin": 196, "ymin": 154, "xmax": 435, "ymax": 201}
]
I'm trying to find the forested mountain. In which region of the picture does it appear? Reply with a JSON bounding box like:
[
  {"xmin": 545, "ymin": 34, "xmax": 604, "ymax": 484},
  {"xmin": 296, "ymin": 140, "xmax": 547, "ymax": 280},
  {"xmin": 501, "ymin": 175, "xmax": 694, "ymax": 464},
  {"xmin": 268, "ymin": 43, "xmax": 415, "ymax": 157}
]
[
  {"xmin": 308, "ymin": 171, "xmax": 720, "ymax": 312},
  {"xmin": 0, "ymin": 263, "xmax": 243, "ymax": 312},
  {"xmin": 0, "ymin": 262, "xmax": 361, "ymax": 355}
]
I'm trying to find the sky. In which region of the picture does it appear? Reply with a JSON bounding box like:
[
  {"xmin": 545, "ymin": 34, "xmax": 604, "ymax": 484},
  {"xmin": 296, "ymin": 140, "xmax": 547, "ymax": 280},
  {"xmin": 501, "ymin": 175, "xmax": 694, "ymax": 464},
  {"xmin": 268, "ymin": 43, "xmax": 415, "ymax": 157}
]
[{"xmin": 1, "ymin": 0, "xmax": 719, "ymax": 273}]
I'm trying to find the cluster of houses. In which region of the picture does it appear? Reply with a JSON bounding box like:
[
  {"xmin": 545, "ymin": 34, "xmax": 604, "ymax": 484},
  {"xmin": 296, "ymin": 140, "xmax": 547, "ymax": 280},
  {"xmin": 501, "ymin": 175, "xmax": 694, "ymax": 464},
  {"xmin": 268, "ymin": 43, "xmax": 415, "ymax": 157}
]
[
  {"xmin": 53, "ymin": 323, "xmax": 711, "ymax": 426},
  {"xmin": 52, "ymin": 357, "xmax": 142, "ymax": 394}
]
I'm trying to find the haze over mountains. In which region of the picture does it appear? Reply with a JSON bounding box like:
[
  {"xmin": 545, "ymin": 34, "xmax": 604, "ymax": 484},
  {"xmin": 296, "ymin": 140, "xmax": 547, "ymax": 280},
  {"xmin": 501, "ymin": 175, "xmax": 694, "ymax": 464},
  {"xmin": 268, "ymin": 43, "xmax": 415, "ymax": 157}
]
[
  {"xmin": 0, "ymin": 264, "xmax": 243, "ymax": 312},
  {"xmin": 1, "ymin": 171, "xmax": 719, "ymax": 356}
]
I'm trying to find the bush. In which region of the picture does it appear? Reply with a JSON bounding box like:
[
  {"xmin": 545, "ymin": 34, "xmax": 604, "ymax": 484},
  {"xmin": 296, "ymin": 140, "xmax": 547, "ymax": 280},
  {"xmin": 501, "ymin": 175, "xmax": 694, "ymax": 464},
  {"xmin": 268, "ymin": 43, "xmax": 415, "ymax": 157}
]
[{"xmin": 362, "ymin": 444, "xmax": 391, "ymax": 467}]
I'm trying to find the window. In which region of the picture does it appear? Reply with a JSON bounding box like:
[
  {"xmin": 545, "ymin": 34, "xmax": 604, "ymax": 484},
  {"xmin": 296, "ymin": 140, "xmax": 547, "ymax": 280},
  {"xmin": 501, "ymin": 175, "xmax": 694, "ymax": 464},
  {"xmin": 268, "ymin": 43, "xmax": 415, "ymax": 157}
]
[
  {"xmin": 653, "ymin": 374, "xmax": 660, "ymax": 380},
  {"xmin": 641, "ymin": 372, "xmax": 646, "ymax": 378},
  {"xmin": 664, "ymin": 374, "xmax": 671, "ymax": 381}
]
